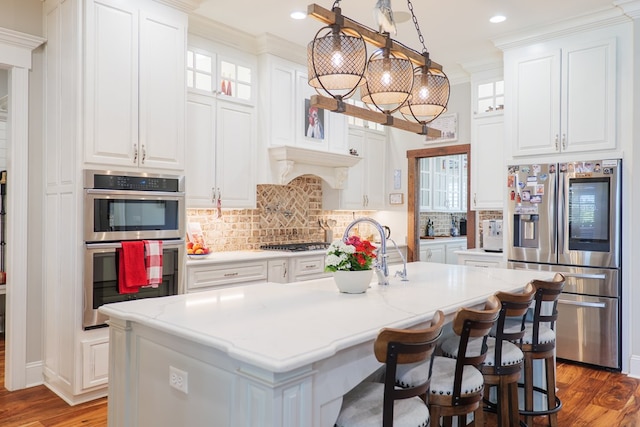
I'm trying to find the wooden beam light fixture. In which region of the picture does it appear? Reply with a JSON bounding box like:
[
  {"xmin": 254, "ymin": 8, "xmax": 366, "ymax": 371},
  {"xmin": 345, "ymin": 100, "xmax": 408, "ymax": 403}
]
[{"xmin": 306, "ymin": 2, "xmax": 450, "ymax": 136}]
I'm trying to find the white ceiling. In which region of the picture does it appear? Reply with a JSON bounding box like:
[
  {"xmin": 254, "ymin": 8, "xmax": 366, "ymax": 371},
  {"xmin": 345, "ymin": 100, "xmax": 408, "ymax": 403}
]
[{"xmin": 192, "ymin": 0, "xmax": 618, "ymax": 80}]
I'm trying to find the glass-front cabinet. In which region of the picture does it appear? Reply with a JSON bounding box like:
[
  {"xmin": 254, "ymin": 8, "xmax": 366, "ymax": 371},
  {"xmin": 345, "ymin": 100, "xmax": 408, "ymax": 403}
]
[{"xmin": 420, "ymin": 155, "xmax": 467, "ymax": 212}]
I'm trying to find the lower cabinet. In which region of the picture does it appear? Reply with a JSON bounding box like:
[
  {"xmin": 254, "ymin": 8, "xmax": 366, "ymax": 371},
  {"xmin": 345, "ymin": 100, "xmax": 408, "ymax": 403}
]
[
  {"xmin": 187, "ymin": 260, "xmax": 268, "ymax": 292},
  {"xmin": 289, "ymin": 254, "xmax": 330, "ymax": 281},
  {"xmin": 456, "ymin": 250, "xmax": 506, "ymax": 268},
  {"xmin": 420, "ymin": 242, "xmax": 446, "ymax": 263},
  {"xmin": 420, "ymin": 239, "xmax": 467, "ymax": 264},
  {"xmin": 267, "ymin": 258, "xmax": 289, "ymax": 283},
  {"xmin": 82, "ymin": 337, "xmax": 110, "ymax": 390}
]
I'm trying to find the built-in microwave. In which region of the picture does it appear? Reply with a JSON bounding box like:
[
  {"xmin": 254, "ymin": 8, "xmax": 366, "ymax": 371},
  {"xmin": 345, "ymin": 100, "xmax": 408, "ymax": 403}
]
[{"xmin": 83, "ymin": 169, "xmax": 185, "ymax": 242}]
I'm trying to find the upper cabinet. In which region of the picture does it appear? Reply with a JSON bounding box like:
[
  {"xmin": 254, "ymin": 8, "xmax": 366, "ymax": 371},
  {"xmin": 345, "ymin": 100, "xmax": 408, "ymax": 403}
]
[
  {"xmin": 469, "ymin": 68, "xmax": 504, "ymax": 210},
  {"xmin": 259, "ymin": 54, "xmax": 348, "ymax": 154},
  {"xmin": 84, "ymin": 0, "xmax": 187, "ymax": 171},
  {"xmin": 185, "ymin": 45, "xmax": 257, "ymax": 209},
  {"xmin": 504, "ymin": 35, "xmax": 616, "ymax": 157},
  {"xmin": 323, "ymin": 127, "xmax": 386, "ymax": 210},
  {"xmin": 419, "ymin": 155, "xmax": 467, "ymax": 213}
]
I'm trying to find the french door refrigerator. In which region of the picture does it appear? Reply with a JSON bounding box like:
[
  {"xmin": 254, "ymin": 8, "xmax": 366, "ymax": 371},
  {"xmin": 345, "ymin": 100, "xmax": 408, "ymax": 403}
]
[{"xmin": 506, "ymin": 159, "xmax": 621, "ymax": 370}]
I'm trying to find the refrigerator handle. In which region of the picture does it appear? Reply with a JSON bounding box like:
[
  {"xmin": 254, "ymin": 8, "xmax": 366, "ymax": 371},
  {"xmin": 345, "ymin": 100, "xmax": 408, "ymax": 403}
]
[
  {"xmin": 556, "ymin": 169, "xmax": 563, "ymax": 256},
  {"xmin": 558, "ymin": 299, "xmax": 606, "ymax": 309}
]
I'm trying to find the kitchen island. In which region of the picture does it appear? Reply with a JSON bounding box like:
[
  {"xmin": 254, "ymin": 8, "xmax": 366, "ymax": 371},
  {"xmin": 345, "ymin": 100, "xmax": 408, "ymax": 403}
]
[{"xmin": 100, "ymin": 262, "xmax": 551, "ymax": 427}]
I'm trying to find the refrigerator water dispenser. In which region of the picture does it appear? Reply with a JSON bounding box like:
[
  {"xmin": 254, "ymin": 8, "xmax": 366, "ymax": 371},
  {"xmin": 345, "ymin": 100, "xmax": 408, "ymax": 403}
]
[{"xmin": 513, "ymin": 214, "xmax": 539, "ymax": 248}]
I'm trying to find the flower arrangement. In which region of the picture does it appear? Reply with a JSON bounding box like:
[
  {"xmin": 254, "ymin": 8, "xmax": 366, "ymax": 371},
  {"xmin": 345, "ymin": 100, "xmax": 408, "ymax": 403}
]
[{"xmin": 325, "ymin": 236, "xmax": 377, "ymax": 272}]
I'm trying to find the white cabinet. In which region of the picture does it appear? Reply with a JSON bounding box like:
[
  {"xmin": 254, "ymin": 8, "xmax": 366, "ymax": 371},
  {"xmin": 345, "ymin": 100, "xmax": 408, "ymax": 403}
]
[
  {"xmin": 420, "ymin": 241, "xmax": 445, "ymax": 263},
  {"xmin": 186, "ymin": 93, "xmax": 256, "ymax": 208},
  {"xmin": 432, "ymin": 155, "xmax": 467, "ymax": 212},
  {"xmin": 186, "ymin": 260, "xmax": 268, "ymax": 292},
  {"xmin": 290, "ymin": 254, "xmax": 330, "ymax": 281},
  {"xmin": 420, "ymin": 239, "xmax": 467, "ymax": 264},
  {"xmin": 267, "ymin": 259, "xmax": 289, "ymax": 283},
  {"xmin": 471, "ymin": 115, "xmax": 504, "ymax": 210},
  {"xmin": 325, "ymin": 127, "xmax": 386, "ymax": 210},
  {"xmin": 82, "ymin": 337, "xmax": 109, "ymax": 390},
  {"xmin": 84, "ymin": 0, "xmax": 186, "ymax": 171},
  {"xmin": 456, "ymin": 250, "xmax": 506, "ymax": 268},
  {"xmin": 505, "ymin": 36, "xmax": 616, "ymax": 156},
  {"xmin": 260, "ymin": 54, "xmax": 348, "ymax": 154}
]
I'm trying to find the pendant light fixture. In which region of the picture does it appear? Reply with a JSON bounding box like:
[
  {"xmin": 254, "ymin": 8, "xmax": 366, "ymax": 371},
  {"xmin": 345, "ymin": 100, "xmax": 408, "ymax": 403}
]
[
  {"xmin": 307, "ymin": 1, "xmax": 367, "ymax": 103},
  {"xmin": 399, "ymin": 0, "xmax": 450, "ymax": 123},
  {"xmin": 361, "ymin": 34, "xmax": 413, "ymax": 114},
  {"xmin": 306, "ymin": 2, "xmax": 448, "ymax": 136}
]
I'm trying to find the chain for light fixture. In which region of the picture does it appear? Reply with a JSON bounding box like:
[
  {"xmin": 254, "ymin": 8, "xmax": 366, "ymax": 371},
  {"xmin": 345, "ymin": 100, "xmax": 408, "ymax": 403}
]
[{"xmin": 399, "ymin": 0, "xmax": 450, "ymax": 124}]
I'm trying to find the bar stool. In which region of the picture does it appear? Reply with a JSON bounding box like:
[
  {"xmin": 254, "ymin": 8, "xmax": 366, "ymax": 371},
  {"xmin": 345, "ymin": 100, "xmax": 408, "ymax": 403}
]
[
  {"xmin": 428, "ymin": 296, "xmax": 500, "ymax": 427},
  {"xmin": 517, "ymin": 273, "xmax": 565, "ymax": 427},
  {"xmin": 480, "ymin": 284, "xmax": 536, "ymax": 427},
  {"xmin": 334, "ymin": 310, "xmax": 445, "ymax": 427}
]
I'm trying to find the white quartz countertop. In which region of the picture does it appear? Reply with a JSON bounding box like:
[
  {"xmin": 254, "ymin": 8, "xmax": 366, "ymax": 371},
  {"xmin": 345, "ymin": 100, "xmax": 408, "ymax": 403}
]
[{"xmin": 99, "ymin": 262, "xmax": 551, "ymax": 373}]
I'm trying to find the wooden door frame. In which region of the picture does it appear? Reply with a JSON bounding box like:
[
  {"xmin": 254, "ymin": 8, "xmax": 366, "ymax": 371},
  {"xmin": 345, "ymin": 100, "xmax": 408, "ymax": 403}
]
[{"xmin": 406, "ymin": 144, "xmax": 475, "ymax": 262}]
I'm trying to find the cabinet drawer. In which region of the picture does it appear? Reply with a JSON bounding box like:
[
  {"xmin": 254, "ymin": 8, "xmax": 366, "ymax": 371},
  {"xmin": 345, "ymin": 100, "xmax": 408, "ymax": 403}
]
[
  {"xmin": 462, "ymin": 260, "xmax": 501, "ymax": 268},
  {"xmin": 290, "ymin": 255, "xmax": 328, "ymax": 281},
  {"xmin": 187, "ymin": 261, "xmax": 268, "ymax": 291}
]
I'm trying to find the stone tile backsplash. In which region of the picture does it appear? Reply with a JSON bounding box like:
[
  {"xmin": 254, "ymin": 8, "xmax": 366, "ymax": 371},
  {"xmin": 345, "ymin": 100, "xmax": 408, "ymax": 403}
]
[
  {"xmin": 186, "ymin": 175, "xmax": 374, "ymax": 252},
  {"xmin": 187, "ymin": 175, "xmax": 505, "ymax": 252}
]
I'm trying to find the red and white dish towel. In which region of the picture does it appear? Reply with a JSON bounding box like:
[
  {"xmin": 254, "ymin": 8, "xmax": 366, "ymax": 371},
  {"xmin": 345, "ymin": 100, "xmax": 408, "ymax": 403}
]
[
  {"xmin": 118, "ymin": 240, "xmax": 164, "ymax": 293},
  {"xmin": 118, "ymin": 241, "xmax": 148, "ymax": 294},
  {"xmin": 143, "ymin": 240, "xmax": 163, "ymax": 288}
]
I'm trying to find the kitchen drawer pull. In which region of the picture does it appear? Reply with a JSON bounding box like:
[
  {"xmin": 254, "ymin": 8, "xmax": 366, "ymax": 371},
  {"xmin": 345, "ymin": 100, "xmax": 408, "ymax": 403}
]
[
  {"xmin": 224, "ymin": 272, "xmax": 239, "ymax": 277},
  {"xmin": 558, "ymin": 299, "xmax": 606, "ymax": 309},
  {"xmin": 305, "ymin": 264, "xmax": 317, "ymax": 269}
]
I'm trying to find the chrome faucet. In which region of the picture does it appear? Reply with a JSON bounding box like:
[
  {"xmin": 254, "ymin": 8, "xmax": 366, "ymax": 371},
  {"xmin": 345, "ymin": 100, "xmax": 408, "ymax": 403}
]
[
  {"xmin": 387, "ymin": 237, "xmax": 408, "ymax": 281},
  {"xmin": 343, "ymin": 217, "xmax": 389, "ymax": 285}
]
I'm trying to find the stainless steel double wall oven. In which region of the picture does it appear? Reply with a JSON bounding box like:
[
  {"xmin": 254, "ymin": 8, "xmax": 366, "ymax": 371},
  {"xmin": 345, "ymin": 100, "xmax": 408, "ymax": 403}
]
[
  {"xmin": 83, "ymin": 170, "xmax": 185, "ymax": 329},
  {"xmin": 506, "ymin": 159, "xmax": 622, "ymax": 370}
]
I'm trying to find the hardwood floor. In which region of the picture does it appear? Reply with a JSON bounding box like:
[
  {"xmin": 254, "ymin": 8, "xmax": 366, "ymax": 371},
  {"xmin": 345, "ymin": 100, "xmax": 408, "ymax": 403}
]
[
  {"xmin": 0, "ymin": 336, "xmax": 107, "ymax": 426},
  {"xmin": 1, "ymin": 336, "xmax": 640, "ymax": 426}
]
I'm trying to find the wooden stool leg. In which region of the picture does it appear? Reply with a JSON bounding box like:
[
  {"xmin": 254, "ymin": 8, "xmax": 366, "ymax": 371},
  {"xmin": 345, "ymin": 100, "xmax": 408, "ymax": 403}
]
[
  {"xmin": 524, "ymin": 354, "xmax": 534, "ymax": 427},
  {"xmin": 430, "ymin": 405, "xmax": 441, "ymax": 427},
  {"xmin": 545, "ymin": 355, "xmax": 558, "ymax": 427},
  {"xmin": 474, "ymin": 401, "xmax": 484, "ymax": 427},
  {"xmin": 498, "ymin": 377, "xmax": 510, "ymax": 427},
  {"xmin": 508, "ymin": 381, "xmax": 520, "ymax": 427}
]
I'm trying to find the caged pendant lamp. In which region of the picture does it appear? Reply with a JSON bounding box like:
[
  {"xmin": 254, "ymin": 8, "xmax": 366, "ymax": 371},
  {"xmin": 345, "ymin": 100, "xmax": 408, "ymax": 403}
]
[
  {"xmin": 307, "ymin": 2, "xmax": 367, "ymax": 102},
  {"xmin": 399, "ymin": 51, "xmax": 450, "ymax": 123},
  {"xmin": 361, "ymin": 34, "xmax": 413, "ymax": 114},
  {"xmin": 399, "ymin": 0, "xmax": 450, "ymax": 123}
]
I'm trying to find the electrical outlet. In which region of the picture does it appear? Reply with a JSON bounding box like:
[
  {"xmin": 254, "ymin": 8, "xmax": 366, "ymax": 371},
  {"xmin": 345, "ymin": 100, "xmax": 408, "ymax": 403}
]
[{"xmin": 169, "ymin": 366, "xmax": 188, "ymax": 394}]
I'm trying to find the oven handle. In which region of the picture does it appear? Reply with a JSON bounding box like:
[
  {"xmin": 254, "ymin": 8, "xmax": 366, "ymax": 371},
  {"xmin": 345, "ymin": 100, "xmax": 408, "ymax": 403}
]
[
  {"xmin": 85, "ymin": 239, "xmax": 185, "ymax": 250},
  {"xmin": 85, "ymin": 188, "xmax": 185, "ymax": 198},
  {"xmin": 562, "ymin": 273, "xmax": 607, "ymax": 281}
]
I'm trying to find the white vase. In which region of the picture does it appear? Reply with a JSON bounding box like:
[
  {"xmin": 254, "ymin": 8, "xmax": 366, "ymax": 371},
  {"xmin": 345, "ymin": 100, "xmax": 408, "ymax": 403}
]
[{"xmin": 333, "ymin": 269, "xmax": 374, "ymax": 294}]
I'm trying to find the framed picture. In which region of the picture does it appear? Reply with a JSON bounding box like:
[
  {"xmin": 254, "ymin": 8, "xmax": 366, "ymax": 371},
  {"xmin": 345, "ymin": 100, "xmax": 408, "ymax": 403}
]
[
  {"xmin": 425, "ymin": 113, "xmax": 458, "ymax": 143},
  {"xmin": 389, "ymin": 193, "xmax": 404, "ymax": 205},
  {"xmin": 304, "ymin": 98, "xmax": 325, "ymax": 140}
]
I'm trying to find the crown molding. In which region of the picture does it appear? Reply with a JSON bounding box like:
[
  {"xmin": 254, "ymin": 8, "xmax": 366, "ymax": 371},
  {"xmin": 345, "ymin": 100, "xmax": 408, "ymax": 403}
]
[
  {"xmin": 614, "ymin": 0, "xmax": 640, "ymax": 19},
  {"xmin": 188, "ymin": 13, "xmax": 259, "ymax": 54},
  {"xmin": 493, "ymin": 6, "xmax": 628, "ymax": 51},
  {"xmin": 155, "ymin": 0, "xmax": 202, "ymax": 13}
]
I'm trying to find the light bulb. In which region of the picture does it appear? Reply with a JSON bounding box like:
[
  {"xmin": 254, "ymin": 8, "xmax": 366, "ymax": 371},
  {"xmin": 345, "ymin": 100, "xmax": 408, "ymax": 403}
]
[
  {"xmin": 381, "ymin": 71, "xmax": 392, "ymax": 86},
  {"xmin": 418, "ymin": 86, "xmax": 429, "ymax": 100},
  {"xmin": 332, "ymin": 51, "xmax": 344, "ymax": 68}
]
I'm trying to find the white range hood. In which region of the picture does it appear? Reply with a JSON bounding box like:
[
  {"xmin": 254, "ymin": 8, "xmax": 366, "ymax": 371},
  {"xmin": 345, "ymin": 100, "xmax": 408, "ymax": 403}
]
[{"xmin": 268, "ymin": 146, "xmax": 362, "ymax": 189}]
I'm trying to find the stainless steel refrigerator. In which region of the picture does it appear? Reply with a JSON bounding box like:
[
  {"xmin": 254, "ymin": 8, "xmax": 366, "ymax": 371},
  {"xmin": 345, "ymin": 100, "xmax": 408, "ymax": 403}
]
[{"xmin": 506, "ymin": 159, "xmax": 621, "ymax": 370}]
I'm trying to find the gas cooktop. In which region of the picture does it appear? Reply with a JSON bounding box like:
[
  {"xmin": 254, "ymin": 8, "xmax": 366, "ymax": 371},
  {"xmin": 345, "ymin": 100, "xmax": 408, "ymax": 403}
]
[{"xmin": 260, "ymin": 242, "xmax": 330, "ymax": 252}]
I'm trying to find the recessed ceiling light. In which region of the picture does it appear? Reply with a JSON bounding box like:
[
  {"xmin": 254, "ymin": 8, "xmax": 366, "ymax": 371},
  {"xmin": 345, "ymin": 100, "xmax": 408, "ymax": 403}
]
[
  {"xmin": 290, "ymin": 10, "xmax": 307, "ymax": 20},
  {"xmin": 490, "ymin": 15, "xmax": 506, "ymax": 23}
]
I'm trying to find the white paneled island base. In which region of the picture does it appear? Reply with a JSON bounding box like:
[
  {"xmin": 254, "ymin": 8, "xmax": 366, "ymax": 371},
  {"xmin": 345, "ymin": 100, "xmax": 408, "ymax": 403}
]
[{"xmin": 100, "ymin": 262, "xmax": 551, "ymax": 427}]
